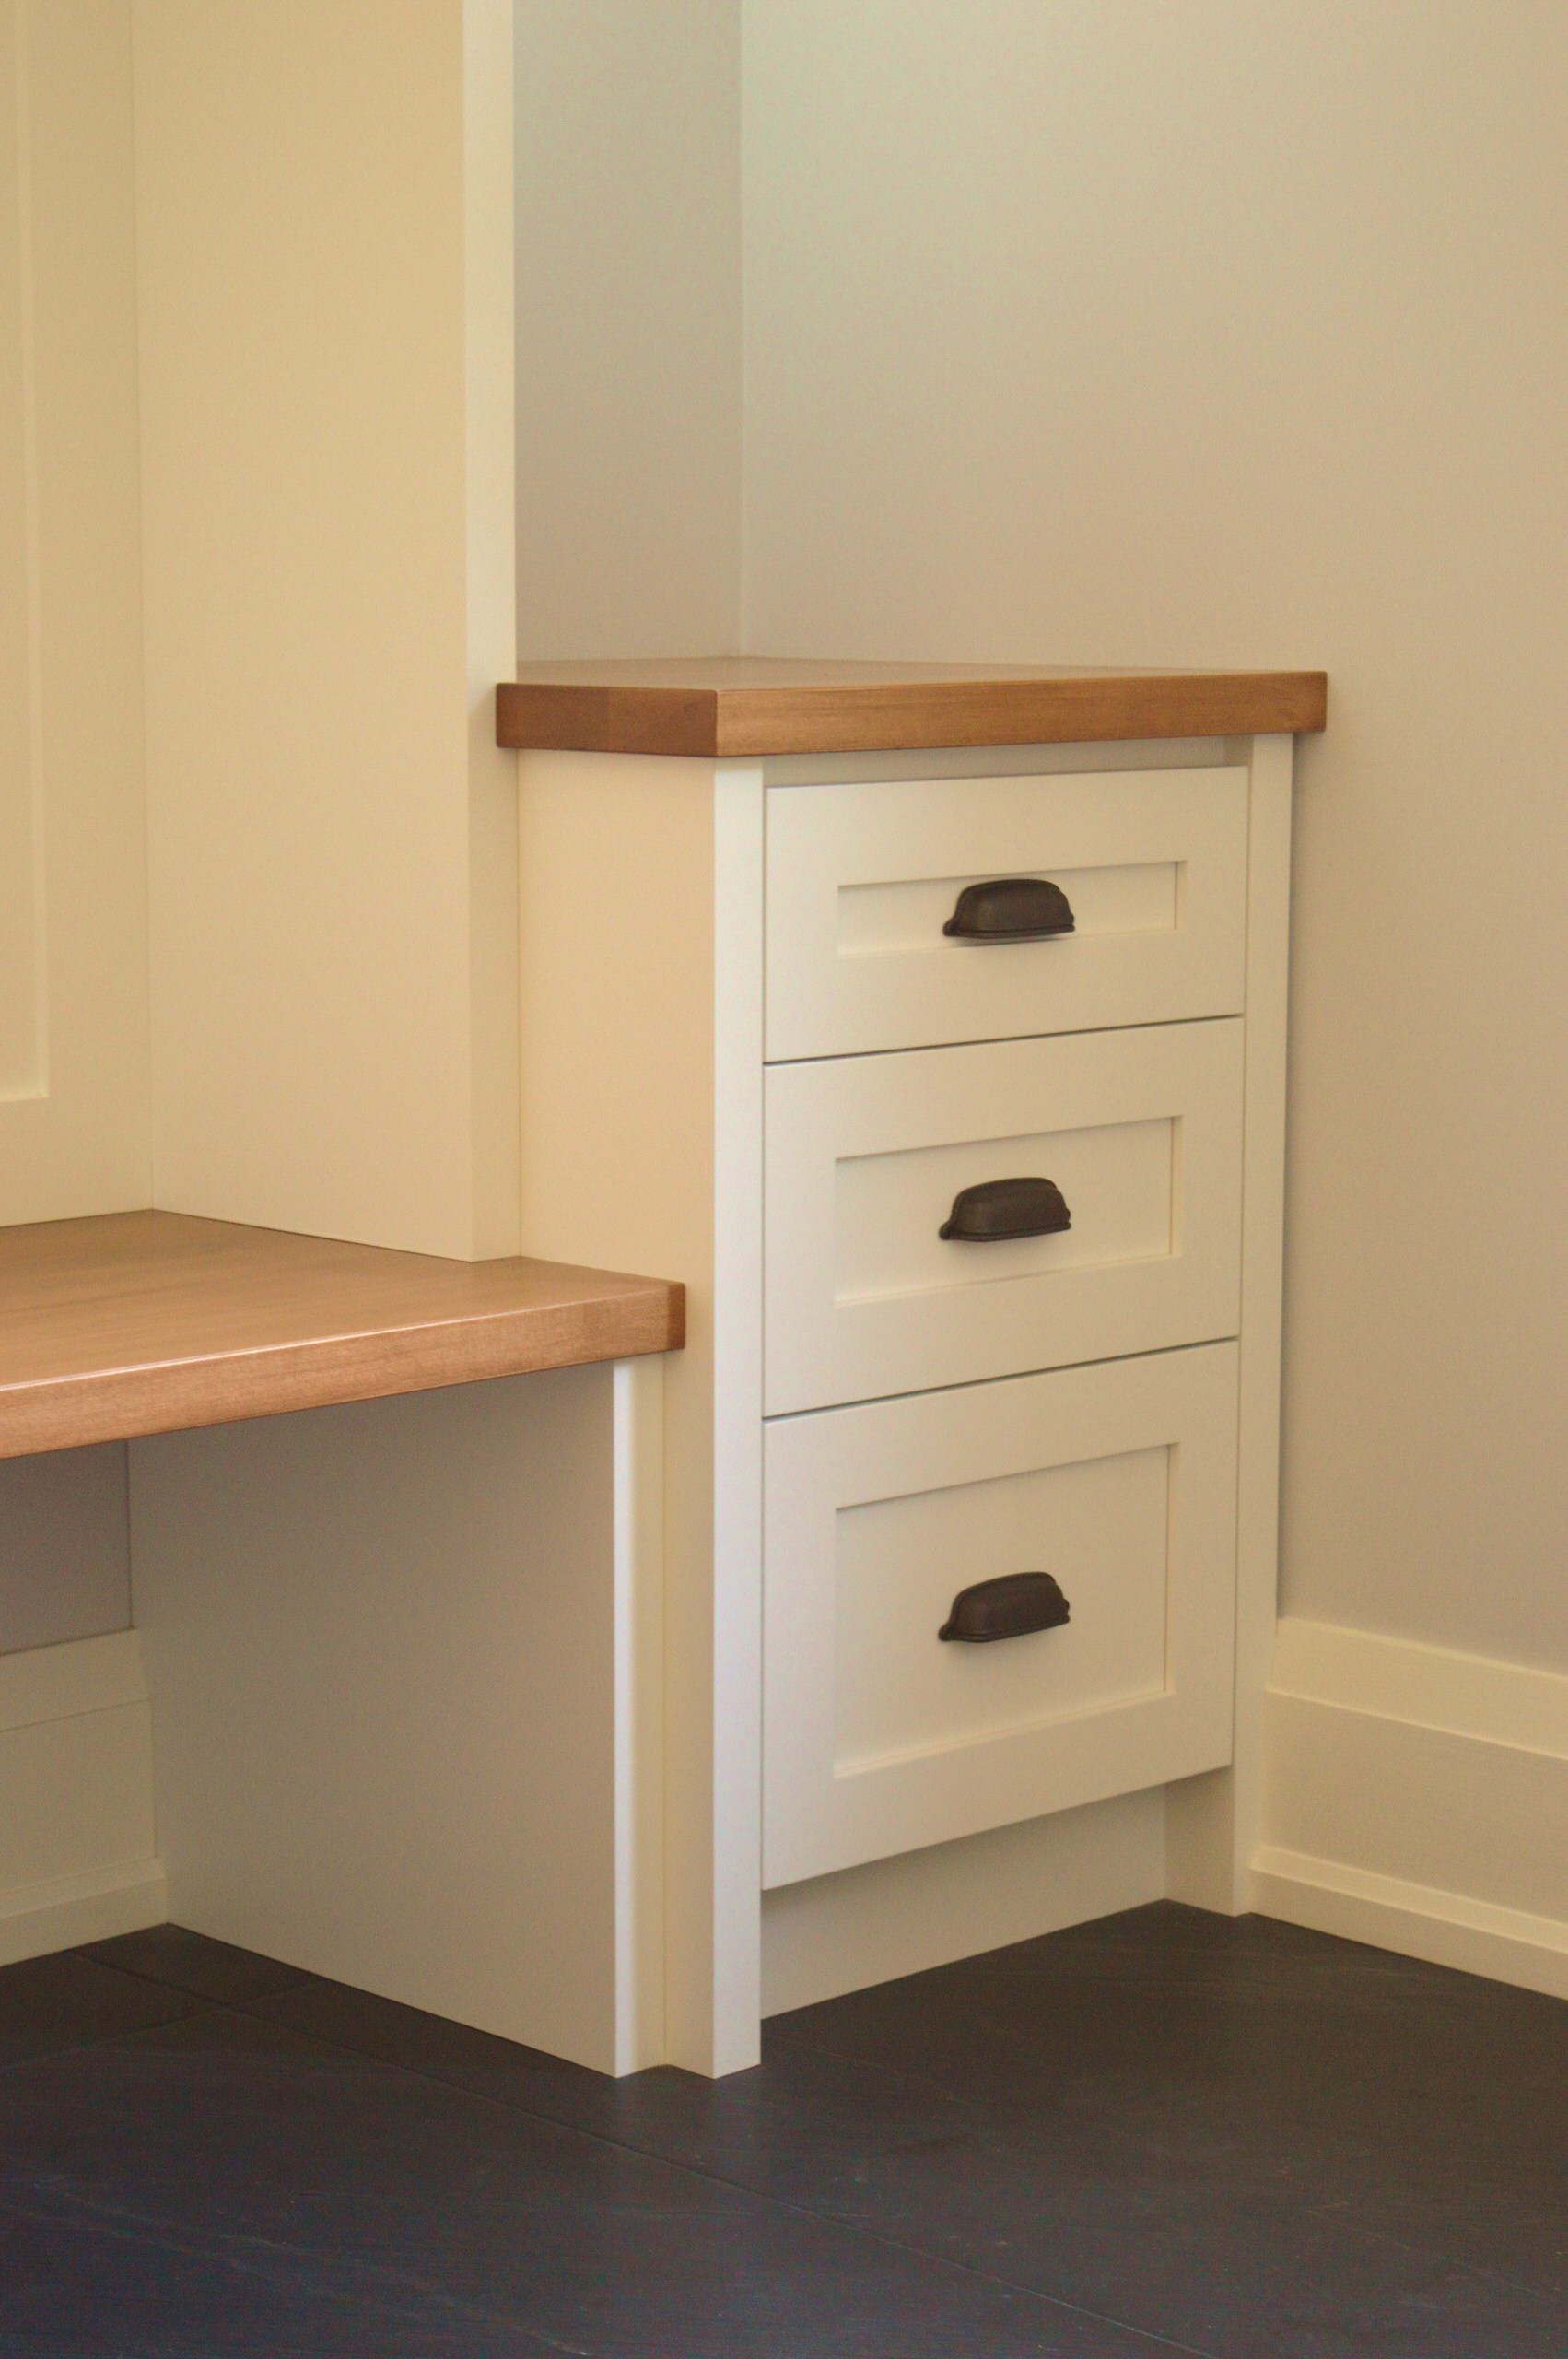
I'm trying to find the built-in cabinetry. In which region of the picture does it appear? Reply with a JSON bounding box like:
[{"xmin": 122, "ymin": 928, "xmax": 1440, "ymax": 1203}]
[{"xmin": 506, "ymin": 656, "xmax": 1326, "ymax": 2074}]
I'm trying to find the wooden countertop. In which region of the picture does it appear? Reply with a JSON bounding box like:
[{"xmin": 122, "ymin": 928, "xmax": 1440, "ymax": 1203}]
[
  {"xmin": 0, "ymin": 1212, "xmax": 685, "ymax": 1460},
  {"xmin": 497, "ymin": 656, "xmax": 1328, "ymax": 759}
]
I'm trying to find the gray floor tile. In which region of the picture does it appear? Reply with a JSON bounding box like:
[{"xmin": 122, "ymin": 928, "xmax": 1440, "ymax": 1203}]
[
  {"xmin": 0, "ymin": 2004, "xmax": 1183, "ymax": 2359},
  {"xmin": 249, "ymin": 1904, "xmax": 1568, "ymax": 2356},
  {"xmin": 0, "ymin": 1951, "xmax": 204, "ymax": 2074}
]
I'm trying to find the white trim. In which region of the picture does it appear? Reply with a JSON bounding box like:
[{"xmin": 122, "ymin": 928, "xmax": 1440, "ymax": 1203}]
[
  {"xmin": 1252, "ymin": 1848, "xmax": 1568, "ymax": 2002},
  {"xmin": 698, "ymin": 757, "xmax": 766, "ymax": 2073},
  {"xmin": 1254, "ymin": 1617, "xmax": 1568, "ymax": 1999},
  {"xmin": 611, "ymin": 1354, "xmax": 666, "ymax": 2072},
  {"xmin": 1167, "ymin": 732, "xmax": 1294, "ymax": 1908},
  {"xmin": 0, "ymin": 1858, "xmax": 166, "ymax": 1967},
  {"xmin": 0, "ymin": 1630, "xmax": 163, "ymax": 1962}
]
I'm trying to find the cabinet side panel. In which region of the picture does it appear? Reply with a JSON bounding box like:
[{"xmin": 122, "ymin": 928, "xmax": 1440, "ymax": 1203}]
[
  {"xmin": 132, "ymin": 1368, "xmax": 622, "ymax": 2071},
  {"xmin": 517, "ymin": 750, "xmax": 763, "ymax": 2072},
  {"xmin": 517, "ymin": 752, "xmax": 718, "ymax": 1282}
]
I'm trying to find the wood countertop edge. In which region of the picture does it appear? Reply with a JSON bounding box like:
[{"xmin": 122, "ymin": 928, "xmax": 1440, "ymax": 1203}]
[
  {"xmin": 497, "ymin": 682, "xmax": 722, "ymax": 757},
  {"xmin": 0, "ymin": 1288, "xmax": 684, "ymax": 1461},
  {"xmin": 497, "ymin": 669, "xmax": 1328, "ymax": 757}
]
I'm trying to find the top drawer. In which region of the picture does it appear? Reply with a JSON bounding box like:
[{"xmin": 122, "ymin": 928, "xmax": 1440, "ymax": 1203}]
[{"xmin": 765, "ymin": 767, "xmax": 1248, "ymax": 1061}]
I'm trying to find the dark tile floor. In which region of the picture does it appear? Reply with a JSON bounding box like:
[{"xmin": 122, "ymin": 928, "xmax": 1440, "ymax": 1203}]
[{"xmin": 0, "ymin": 1906, "xmax": 1562, "ymax": 2357}]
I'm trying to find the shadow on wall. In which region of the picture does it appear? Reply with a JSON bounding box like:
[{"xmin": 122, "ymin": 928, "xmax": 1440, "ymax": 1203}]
[{"xmin": 0, "ymin": 1448, "xmax": 132, "ymax": 1654}]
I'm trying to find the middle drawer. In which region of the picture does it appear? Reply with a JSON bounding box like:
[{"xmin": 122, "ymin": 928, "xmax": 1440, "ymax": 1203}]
[{"xmin": 765, "ymin": 1018, "xmax": 1243, "ymax": 1414}]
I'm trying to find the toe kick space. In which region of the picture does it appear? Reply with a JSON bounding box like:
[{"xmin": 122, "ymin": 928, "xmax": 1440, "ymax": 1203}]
[{"xmin": 763, "ymin": 1343, "xmax": 1240, "ymax": 1887}]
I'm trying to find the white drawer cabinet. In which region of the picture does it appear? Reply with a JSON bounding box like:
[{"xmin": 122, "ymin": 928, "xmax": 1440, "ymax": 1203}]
[
  {"xmin": 511, "ymin": 657, "xmax": 1322, "ymax": 2072},
  {"xmin": 763, "ymin": 1344, "xmax": 1240, "ymax": 1886},
  {"xmin": 764, "ymin": 1016, "xmax": 1244, "ymax": 1413}
]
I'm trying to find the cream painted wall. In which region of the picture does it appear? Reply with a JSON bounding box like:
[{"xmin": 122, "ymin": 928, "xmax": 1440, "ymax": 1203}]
[
  {"xmin": 740, "ymin": 0, "xmax": 1568, "ymax": 1676},
  {"xmin": 514, "ymin": 0, "xmax": 741, "ymax": 655},
  {"xmin": 0, "ymin": 1447, "xmax": 129, "ymax": 1653}
]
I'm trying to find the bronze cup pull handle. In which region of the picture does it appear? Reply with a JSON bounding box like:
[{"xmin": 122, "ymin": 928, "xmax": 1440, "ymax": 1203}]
[{"xmin": 943, "ymin": 876, "xmax": 1075, "ymax": 943}]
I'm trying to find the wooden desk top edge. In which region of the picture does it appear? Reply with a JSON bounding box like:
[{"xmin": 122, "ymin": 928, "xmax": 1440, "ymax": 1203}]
[
  {"xmin": 0, "ymin": 1211, "xmax": 685, "ymax": 1461},
  {"xmin": 497, "ymin": 657, "xmax": 1328, "ymax": 758}
]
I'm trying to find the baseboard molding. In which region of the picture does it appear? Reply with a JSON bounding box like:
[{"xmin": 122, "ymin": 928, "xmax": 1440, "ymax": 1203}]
[
  {"xmin": 5, "ymin": 1612, "xmax": 1559, "ymax": 2007},
  {"xmin": 1252, "ymin": 1847, "xmax": 1567, "ymax": 2000},
  {"xmin": 0, "ymin": 1858, "xmax": 167, "ymax": 1967},
  {"xmin": 0, "ymin": 1630, "xmax": 165, "ymax": 1963},
  {"xmin": 762, "ymin": 1787, "xmax": 1165, "ymax": 2016},
  {"xmin": 1256, "ymin": 1619, "xmax": 1568, "ymax": 2001}
]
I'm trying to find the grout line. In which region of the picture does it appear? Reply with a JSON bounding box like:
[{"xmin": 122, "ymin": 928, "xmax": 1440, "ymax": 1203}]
[
  {"xmin": 0, "ymin": 1989, "xmax": 228, "ymax": 2083},
  {"xmin": 64, "ymin": 1942, "xmax": 309, "ymax": 2013},
  {"xmin": 1302, "ymin": 2200, "xmax": 1555, "ymax": 2307}
]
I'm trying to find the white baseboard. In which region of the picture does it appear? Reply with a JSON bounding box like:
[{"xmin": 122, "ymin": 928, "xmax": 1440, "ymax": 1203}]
[
  {"xmin": 0, "ymin": 1858, "xmax": 167, "ymax": 1967},
  {"xmin": 1256, "ymin": 1619, "xmax": 1568, "ymax": 2001},
  {"xmin": 0, "ymin": 1631, "xmax": 165, "ymax": 1964},
  {"xmin": 762, "ymin": 1787, "xmax": 1165, "ymax": 2016}
]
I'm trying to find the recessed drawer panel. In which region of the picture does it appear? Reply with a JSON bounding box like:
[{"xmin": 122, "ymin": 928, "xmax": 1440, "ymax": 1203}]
[
  {"xmin": 765, "ymin": 766, "xmax": 1248, "ymax": 1061},
  {"xmin": 763, "ymin": 1344, "xmax": 1238, "ymax": 1889},
  {"xmin": 765, "ymin": 1019, "xmax": 1243, "ymax": 1415}
]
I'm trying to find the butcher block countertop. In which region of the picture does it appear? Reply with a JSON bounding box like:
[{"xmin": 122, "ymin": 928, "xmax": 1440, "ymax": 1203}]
[
  {"xmin": 497, "ymin": 656, "xmax": 1328, "ymax": 760},
  {"xmin": 0, "ymin": 1211, "xmax": 685, "ymax": 1459}
]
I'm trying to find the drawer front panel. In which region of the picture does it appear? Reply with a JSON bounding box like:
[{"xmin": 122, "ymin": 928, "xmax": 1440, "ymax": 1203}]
[
  {"xmin": 763, "ymin": 1344, "xmax": 1238, "ymax": 1888},
  {"xmin": 766, "ymin": 767, "xmax": 1248, "ymax": 1061},
  {"xmin": 765, "ymin": 1020, "xmax": 1244, "ymax": 1414}
]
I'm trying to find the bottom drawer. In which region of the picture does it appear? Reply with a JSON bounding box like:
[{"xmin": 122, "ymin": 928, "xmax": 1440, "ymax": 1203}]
[{"xmin": 763, "ymin": 1343, "xmax": 1238, "ymax": 1888}]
